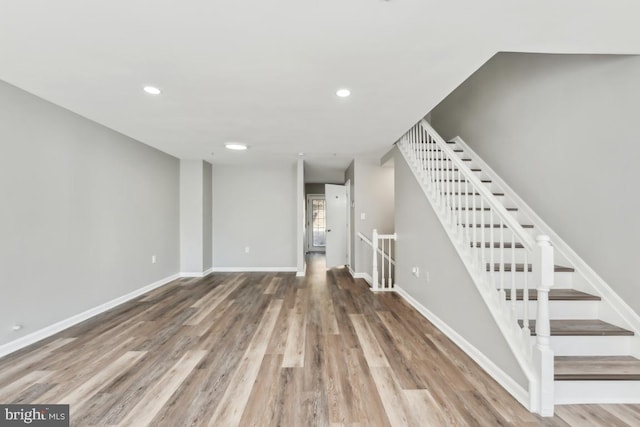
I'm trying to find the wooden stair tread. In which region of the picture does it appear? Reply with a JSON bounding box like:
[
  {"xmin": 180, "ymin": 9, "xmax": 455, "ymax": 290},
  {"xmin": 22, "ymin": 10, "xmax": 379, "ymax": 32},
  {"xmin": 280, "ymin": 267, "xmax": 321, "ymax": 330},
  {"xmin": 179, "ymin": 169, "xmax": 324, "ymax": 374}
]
[
  {"xmin": 463, "ymin": 223, "xmax": 533, "ymax": 229},
  {"xmin": 451, "ymin": 192, "xmax": 504, "ymax": 196},
  {"xmin": 518, "ymin": 319, "xmax": 634, "ymax": 336},
  {"xmin": 555, "ymin": 356, "xmax": 640, "ymax": 381},
  {"xmin": 459, "ymin": 207, "xmax": 518, "ymax": 212},
  {"xmin": 472, "ymin": 242, "xmax": 524, "ymax": 248},
  {"xmin": 433, "ymin": 168, "xmax": 481, "ymax": 172},
  {"xmin": 505, "ymin": 289, "xmax": 601, "ymax": 301},
  {"xmin": 439, "ymin": 179, "xmax": 491, "ymax": 183},
  {"xmin": 486, "ymin": 263, "xmax": 575, "ymax": 273}
]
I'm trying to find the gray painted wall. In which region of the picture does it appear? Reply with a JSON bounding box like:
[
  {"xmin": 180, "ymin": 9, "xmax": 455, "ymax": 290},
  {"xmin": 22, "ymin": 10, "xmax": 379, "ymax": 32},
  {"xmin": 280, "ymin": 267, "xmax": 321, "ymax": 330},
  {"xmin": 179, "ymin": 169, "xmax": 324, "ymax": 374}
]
[
  {"xmin": 203, "ymin": 162, "xmax": 213, "ymax": 271},
  {"xmin": 353, "ymin": 159, "xmax": 395, "ymax": 276},
  {"xmin": 0, "ymin": 80, "xmax": 179, "ymax": 346},
  {"xmin": 212, "ymin": 163, "xmax": 297, "ymax": 268},
  {"xmin": 431, "ymin": 53, "xmax": 640, "ymax": 315},
  {"xmin": 180, "ymin": 160, "xmax": 204, "ymax": 273},
  {"xmin": 394, "ymin": 149, "xmax": 528, "ymax": 388}
]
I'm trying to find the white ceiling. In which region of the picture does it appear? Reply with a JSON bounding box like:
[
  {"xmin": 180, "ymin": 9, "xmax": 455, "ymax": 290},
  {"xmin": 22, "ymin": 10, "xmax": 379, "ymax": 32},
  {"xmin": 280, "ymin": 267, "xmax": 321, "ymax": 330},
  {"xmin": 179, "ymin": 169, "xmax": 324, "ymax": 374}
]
[{"xmin": 1, "ymin": 0, "xmax": 639, "ymax": 171}]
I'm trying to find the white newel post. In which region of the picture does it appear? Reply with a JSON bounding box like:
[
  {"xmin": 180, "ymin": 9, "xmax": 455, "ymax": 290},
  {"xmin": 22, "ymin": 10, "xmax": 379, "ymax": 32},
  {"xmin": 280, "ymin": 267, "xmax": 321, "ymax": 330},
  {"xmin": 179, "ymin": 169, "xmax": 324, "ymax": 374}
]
[
  {"xmin": 533, "ymin": 235, "xmax": 555, "ymax": 416},
  {"xmin": 372, "ymin": 229, "xmax": 379, "ymax": 291}
]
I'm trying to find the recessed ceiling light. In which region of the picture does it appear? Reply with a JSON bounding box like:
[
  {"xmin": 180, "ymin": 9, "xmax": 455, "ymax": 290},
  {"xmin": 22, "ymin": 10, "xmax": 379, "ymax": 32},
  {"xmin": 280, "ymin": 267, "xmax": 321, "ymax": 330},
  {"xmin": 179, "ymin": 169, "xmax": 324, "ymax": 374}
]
[
  {"xmin": 298, "ymin": 152, "xmax": 305, "ymax": 156},
  {"xmin": 143, "ymin": 86, "xmax": 161, "ymax": 95},
  {"xmin": 225, "ymin": 143, "xmax": 248, "ymax": 151},
  {"xmin": 336, "ymin": 88, "xmax": 351, "ymax": 98}
]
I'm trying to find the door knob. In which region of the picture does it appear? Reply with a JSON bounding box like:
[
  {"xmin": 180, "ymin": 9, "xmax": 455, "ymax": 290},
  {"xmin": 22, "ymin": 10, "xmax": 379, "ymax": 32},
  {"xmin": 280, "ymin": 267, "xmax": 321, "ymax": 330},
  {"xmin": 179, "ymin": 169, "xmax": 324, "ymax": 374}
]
[{"xmin": 327, "ymin": 229, "xmax": 332, "ymax": 232}]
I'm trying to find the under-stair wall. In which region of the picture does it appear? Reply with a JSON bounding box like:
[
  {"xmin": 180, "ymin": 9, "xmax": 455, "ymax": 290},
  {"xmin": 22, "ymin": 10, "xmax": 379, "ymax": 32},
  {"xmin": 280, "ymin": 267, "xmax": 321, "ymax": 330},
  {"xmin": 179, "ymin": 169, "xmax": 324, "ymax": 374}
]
[
  {"xmin": 430, "ymin": 52, "xmax": 640, "ymax": 315},
  {"xmin": 347, "ymin": 158, "xmax": 395, "ymax": 278},
  {"xmin": 393, "ymin": 147, "xmax": 530, "ymax": 401}
]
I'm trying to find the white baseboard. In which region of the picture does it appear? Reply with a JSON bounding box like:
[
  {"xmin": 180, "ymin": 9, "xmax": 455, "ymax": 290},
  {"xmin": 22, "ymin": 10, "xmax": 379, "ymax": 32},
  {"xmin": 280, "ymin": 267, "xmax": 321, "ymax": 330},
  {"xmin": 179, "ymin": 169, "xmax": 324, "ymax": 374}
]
[
  {"xmin": 179, "ymin": 268, "xmax": 213, "ymax": 278},
  {"xmin": 211, "ymin": 267, "xmax": 298, "ymax": 273},
  {"xmin": 296, "ymin": 262, "xmax": 307, "ymax": 277},
  {"xmin": 0, "ymin": 273, "xmax": 180, "ymax": 359},
  {"xmin": 394, "ymin": 285, "xmax": 531, "ymax": 410}
]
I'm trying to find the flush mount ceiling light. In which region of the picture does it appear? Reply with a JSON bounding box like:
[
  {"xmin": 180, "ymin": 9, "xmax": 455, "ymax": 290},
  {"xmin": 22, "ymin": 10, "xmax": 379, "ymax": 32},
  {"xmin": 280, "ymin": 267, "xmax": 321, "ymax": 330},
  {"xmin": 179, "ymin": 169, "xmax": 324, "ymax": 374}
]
[
  {"xmin": 336, "ymin": 88, "xmax": 351, "ymax": 98},
  {"xmin": 225, "ymin": 143, "xmax": 248, "ymax": 151},
  {"xmin": 143, "ymin": 86, "xmax": 161, "ymax": 95}
]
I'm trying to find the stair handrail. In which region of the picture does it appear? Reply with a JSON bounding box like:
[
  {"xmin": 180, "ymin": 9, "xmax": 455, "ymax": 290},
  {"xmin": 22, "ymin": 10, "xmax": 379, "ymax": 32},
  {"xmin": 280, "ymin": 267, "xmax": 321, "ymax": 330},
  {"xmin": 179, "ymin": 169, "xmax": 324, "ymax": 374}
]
[
  {"xmin": 357, "ymin": 232, "xmax": 395, "ymax": 265},
  {"xmin": 358, "ymin": 230, "xmax": 396, "ymax": 291},
  {"xmin": 418, "ymin": 120, "xmax": 536, "ymax": 250},
  {"xmin": 396, "ymin": 120, "xmax": 555, "ymax": 416}
]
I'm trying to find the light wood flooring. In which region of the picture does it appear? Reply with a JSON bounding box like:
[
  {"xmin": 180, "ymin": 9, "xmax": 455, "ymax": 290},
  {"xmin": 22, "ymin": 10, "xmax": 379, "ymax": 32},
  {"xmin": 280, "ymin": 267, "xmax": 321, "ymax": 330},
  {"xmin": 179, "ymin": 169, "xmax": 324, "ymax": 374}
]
[{"xmin": 0, "ymin": 254, "xmax": 639, "ymax": 426}]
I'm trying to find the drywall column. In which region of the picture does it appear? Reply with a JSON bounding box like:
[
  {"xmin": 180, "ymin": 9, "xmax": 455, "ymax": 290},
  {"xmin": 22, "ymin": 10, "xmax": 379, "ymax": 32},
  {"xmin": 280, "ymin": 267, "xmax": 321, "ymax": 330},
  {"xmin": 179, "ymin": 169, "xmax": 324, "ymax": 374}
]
[
  {"xmin": 296, "ymin": 159, "xmax": 305, "ymax": 276},
  {"xmin": 203, "ymin": 162, "xmax": 213, "ymax": 272},
  {"xmin": 180, "ymin": 160, "xmax": 213, "ymax": 275}
]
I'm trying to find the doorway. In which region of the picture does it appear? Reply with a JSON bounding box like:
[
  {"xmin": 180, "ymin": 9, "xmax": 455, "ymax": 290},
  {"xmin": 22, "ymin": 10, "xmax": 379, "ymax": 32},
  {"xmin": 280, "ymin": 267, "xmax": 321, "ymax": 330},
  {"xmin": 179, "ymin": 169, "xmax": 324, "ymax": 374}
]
[
  {"xmin": 325, "ymin": 184, "xmax": 348, "ymax": 268},
  {"xmin": 306, "ymin": 194, "xmax": 327, "ymax": 253}
]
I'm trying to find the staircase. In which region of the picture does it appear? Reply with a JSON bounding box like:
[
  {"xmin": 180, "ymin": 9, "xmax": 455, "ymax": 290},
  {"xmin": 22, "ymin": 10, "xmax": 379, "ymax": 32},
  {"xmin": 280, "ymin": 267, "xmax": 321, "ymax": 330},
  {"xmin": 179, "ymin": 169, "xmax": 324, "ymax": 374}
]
[{"xmin": 396, "ymin": 120, "xmax": 640, "ymax": 415}]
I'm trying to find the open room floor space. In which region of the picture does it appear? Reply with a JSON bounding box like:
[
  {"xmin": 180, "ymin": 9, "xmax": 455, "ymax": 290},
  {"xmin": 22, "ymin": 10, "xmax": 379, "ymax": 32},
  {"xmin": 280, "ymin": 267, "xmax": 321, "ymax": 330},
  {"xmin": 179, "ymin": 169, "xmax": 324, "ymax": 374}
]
[{"xmin": 0, "ymin": 256, "xmax": 638, "ymax": 426}]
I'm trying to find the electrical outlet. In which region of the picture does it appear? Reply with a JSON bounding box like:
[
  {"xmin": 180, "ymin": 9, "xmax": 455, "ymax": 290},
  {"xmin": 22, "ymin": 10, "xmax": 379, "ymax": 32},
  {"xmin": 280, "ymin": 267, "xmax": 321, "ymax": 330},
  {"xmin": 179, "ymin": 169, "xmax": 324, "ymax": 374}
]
[
  {"xmin": 245, "ymin": 246, "xmax": 250, "ymax": 254},
  {"xmin": 411, "ymin": 267, "xmax": 420, "ymax": 278},
  {"xmin": 360, "ymin": 212, "xmax": 366, "ymax": 220},
  {"xmin": 151, "ymin": 255, "xmax": 157, "ymax": 264}
]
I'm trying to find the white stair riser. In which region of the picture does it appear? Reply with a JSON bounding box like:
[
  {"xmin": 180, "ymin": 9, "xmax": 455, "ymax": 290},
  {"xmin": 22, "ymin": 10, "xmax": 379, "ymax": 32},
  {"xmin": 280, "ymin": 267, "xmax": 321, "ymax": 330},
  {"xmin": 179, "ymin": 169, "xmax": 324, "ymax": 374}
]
[
  {"xmin": 554, "ymin": 380, "xmax": 640, "ymax": 404},
  {"xmin": 455, "ymin": 210, "xmax": 523, "ymax": 223},
  {"xmin": 471, "ymin": 247, "xmax": 529, "ymax": 263},
  {"xmin": 482, "ymin": 271, "xmax": 573, "ymax": 288},
  {"xmin": 466, "ymin": 227, "xmax": 536, "ymax": 243},
  {"xmin": 433, "ymin": 192, "xmax": 506, "ymax": 202},
  {"xmin": 511, "ymin": 300, "xmax": 599, "ymax": 320},
  {"xmin": 530, "ymin": 335, "xmax": 632, "ymax": 356},
  {"xmin": 424, "ymin": 160, "xmax": 478, "ymax": 169},
  {"xmin": 416, "ymin": 169, "xmax": 483, "ymax": 181}
]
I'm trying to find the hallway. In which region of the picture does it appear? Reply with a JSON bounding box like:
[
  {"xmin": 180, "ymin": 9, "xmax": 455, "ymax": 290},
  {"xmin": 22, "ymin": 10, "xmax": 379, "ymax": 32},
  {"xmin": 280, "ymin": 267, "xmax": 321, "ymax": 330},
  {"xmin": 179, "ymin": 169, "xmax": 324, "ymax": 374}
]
[{"xmin": 0, "ymin": 255, "xmax": 638, "ymax": 425}]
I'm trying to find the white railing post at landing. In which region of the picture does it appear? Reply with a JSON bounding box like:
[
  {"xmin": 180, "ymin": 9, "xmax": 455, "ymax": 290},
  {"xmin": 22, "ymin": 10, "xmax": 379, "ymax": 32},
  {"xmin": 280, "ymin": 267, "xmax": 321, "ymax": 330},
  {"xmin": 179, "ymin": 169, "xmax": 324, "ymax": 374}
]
[
  {"xmin": 533, "ymin": 235, "xmax": 554, "ymax": 416},
  {"xmin": 372, "ymin": 229, "xmax": 379, "ymax": 290}
]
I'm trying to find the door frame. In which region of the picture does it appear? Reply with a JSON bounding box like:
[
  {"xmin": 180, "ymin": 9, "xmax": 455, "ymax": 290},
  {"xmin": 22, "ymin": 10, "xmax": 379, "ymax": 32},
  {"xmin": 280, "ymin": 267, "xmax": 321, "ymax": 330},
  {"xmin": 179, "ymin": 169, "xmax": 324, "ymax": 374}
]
[
  {"xmin": 306, "ymin": 194, "xmax": 326, "ymax": 252},
  {"xmin": 345, "ymin": 179, "xmax": 352, "ymax": 270}
]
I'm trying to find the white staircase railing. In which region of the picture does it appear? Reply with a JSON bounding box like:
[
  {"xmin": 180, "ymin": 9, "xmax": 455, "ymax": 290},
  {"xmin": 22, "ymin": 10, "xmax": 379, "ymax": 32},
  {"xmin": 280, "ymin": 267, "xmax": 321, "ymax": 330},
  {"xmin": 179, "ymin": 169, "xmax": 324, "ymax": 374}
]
[
  {"xmin": 358, "ymin": 230, "xmax": 396, "ymax": 291},
  {"xmin": 397, "ymin": 119, "xmax": 555, "ymax": 416}
]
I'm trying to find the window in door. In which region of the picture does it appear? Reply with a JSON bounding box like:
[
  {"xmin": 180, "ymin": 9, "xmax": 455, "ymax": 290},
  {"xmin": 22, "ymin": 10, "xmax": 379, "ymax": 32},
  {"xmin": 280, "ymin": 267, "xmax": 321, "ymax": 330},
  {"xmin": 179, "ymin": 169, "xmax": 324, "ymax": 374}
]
[{"xmin": 311, "ymin": 198, "xmax": 326, "ymax": 247}]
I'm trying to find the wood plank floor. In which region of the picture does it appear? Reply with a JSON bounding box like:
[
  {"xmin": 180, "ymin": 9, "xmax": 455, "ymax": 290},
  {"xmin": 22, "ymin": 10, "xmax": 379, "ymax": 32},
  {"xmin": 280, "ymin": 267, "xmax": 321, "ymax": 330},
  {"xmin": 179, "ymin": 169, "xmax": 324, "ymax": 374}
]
[{"xmin": 1, "ymin": 254, "xmax": 639, "ymax": 426}]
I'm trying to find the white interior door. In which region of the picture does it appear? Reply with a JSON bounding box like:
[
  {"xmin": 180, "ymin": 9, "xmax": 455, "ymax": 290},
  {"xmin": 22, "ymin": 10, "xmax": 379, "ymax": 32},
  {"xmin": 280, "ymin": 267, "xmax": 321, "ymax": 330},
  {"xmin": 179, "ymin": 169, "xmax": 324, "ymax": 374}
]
[{"xmin": 325, "ymin": 184, "xmax": 347, "ymax": 268}]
